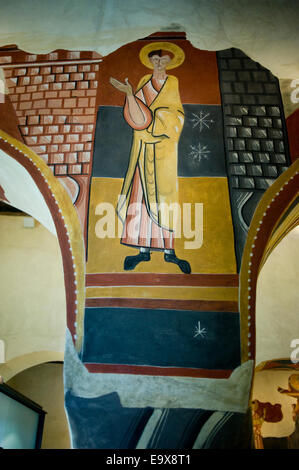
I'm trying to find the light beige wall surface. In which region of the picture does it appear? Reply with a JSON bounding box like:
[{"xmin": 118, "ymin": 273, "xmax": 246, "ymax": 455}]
[
  {"xmin": 0, "ymin": 214, "xmax": 66, "ymax": 379},
  {"xmin": 255, "ymin": 226, "xmax": 299, "ymax": 366},
  {"xmin": 7, "ymin": 362, "xmax": 71, "ymax": 449}
]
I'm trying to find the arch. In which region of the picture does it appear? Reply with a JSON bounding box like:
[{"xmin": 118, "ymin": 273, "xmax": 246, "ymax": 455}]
[
  {"xmin": 0, "ymin": 350, "xmax": 64, "ymax": 382},
  {"xmin": 0, "ymin": 129, "xmax": 85, "ymax": 352},
  {"xmin": 239, "ymin": 158, "xmax": 299, "ymax": 364}
]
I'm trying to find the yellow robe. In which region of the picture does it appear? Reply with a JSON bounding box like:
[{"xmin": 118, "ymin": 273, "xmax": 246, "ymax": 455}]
[{"xmin": 117, "ymin": 74, "xmax": 184, "ymax": 232}]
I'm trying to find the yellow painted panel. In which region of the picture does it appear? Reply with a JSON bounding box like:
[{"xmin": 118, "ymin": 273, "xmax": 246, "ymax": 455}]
[
  {"xmin": 86, "ymin": 177, "xmax": 237, "ymax": 275},
  {"xmin": 86, "ymin": 286, "xmax": 239, "ymax": 301}
]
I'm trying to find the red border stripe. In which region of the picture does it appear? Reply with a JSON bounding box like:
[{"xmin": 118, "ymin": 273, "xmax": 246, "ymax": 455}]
[
  {"xmin": 84, "ymin": 363, "xmax": 233, "ymax": 378},
  {"xmin": 85, "ymin": 297, "xmax": 239, "ymax": 312},
  {"xmin": 85, "ymin": 273, "xmax": 239, "ymax": 287}
]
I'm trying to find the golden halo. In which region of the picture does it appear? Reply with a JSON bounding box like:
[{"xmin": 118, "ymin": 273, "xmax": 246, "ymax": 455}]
[{"xmin": 139, "ymin": 42, "xmax": 185, "ymax": 70}]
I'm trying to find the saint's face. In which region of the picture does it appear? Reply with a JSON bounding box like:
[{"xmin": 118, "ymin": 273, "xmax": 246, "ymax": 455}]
[{"xmin": 149, "ymin": 54, "xmax": 171, "ymax": 72}]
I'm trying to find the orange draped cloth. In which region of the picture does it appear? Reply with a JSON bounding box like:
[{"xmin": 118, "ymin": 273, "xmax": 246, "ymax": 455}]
[{"xmin": 121, "ymin": 77, "xmax": 174, "ymax": 250}]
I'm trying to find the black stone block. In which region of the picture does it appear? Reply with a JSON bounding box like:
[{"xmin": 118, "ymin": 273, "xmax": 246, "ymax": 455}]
[
  {"xmin": 241, "ymin": 95, "xmax": 257, "ymax": 105},
  {"xmin": 275, "ymin": 140, "xmax": 285, "ymax": 152},
  {"xmin": 234, "ymin": 82, "xmax": 246, "ymax": 93},
  {"xmin": 230, "ymin": 164, "xmax": 246, "ymax": 175},
  {"xmin": 243, "ymin": 117, "xmax": 258, "ymax": 127},
  {"xmin": 223, "ymin": 94, "xmax": 241, "ymax": 104},
  {"xmin": 267, "ymin": 106, "xmax": 281, "ymax": 116},
  {"xmin": 264, "ymin": 83, "xmax": 278, "ymax": 94},
  {"xmin": 226, "ymin": 126, "xmax": 237, "ymax": 137},
  {"xmin": 258, "ymin": 117, "xmax": 272, "ymax": 127},
  {"xmin": 225, "ymin": 116, "xmax": 242, "ymax": 126},
  {"xmin": 247, "ymin": 164, "xmax": 263, "ymax": 176},
  {"xmin": 233, "ymin": 105, "xmax": 249, "ymax": 116},
  {"xmin": 246, "ymin": 139, "xmax": 261, "ymax": 151},
  {"xmin": 229, "ymin": 59, "xmax": 242, "ymax": 69},
  {"xmin": 238, "ymin": 71, "xmax": 251, "ymax": 81},
  {"xmin": 222, "ymin": 82, "xmax": 232, "ymax": 93},
  {"xmin": 218, "ymin": 49, "xmax": 234, "ymax": 58},
  {"xmin": 252, "ymin": 71, "xmax": 268, "ymax": 82},
  {"xmin": 234, "ymin": 139, "xmax": 246, "ymax": 150},
  {"xmin": 252, "ymin": 128, "xmax": 267, "ymax": 139},
  {"xmin": 242, "ymin": 59, "xmax": 259, "ymax": 69},
  {"xmin": 255, "ymin": 152, "xmax": 270, "ymax": 163},
  {"xmin": 247, "ymin": 83, "xmax": 264, "ymax": 94},
  {"xmin": 238, "ymin": 127, "xmax": 252, "ymax": 138},
  {"xmin": 222, "ymin": 71, "xmax": 237, "ymax": 81},
  {"xmin": 261, "ymin": 140, "xmax": 275, "ymax": 152},
  {"xmin": 258, "ymin": 95, "xmax": 280, "ymax": 105},
  {"xmin": 250, "ymin": 105, "xmax": 266, "ymax": 116},
  {"xmin": 239, "ymin": 152, "xmax": 254, "ymax": 162},
  {"xmin": 228, "ymin": 152, "xmax": 239, "ymax": 163},
  {"xmin": 267, "ymin": 128, "xmax": 283, "ymax": 139},
  {"xmin": 239, "ymin": 177, "xmax": 255, "ymax": 189}
]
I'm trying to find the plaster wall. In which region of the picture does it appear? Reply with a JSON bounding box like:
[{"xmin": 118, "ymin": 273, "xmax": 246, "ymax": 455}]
[
  {"xmin": 255, "ymin": 226, "xmax": 299, "ymax": 365},
  {"xmin": 7, "ymin": 362, "xmax": 71, "ymax": 449},
  {"xmin": 0, "ymin": 215, "xmax": 66, "ymax": 375}
]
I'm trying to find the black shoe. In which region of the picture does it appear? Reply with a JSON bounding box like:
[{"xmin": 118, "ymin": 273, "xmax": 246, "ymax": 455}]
[
  {"xmin": 164, "ymin": 252, "xmax": 191, "ymax": 274},
  {"xmin": 124, "ymin": 252, "xmax": 151, "ymax": 271}
]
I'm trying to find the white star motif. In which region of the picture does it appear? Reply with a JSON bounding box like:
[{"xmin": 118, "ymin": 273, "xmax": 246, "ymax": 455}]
[
  {"xmin": 190, "ymin": 111, "xmax": 214, "ymax": 132},
  {"xmin": 193, "ymin": 321, "xmax": 207, "ymax": 338}
]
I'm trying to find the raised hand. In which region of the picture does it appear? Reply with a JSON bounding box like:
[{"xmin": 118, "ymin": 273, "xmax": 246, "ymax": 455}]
[{"xmin": 110, "ymin": 77, "xmax": 133, "ymax": 96}]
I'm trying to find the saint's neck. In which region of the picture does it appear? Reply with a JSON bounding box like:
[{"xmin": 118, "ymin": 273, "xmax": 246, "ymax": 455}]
[{"xmin": 152, "ymin": 70, "xmax": 168, "ymax": 81}]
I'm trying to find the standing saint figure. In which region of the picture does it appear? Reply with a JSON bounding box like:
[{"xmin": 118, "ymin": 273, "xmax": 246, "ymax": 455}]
[{"xmin": 110, "ymin": 42, "xmax": 191, "ymax": 274}]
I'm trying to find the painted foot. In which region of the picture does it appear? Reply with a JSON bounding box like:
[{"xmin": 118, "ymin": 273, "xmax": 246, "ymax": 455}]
[
  {"xmin": 164, "ymin": 252, "xmax": 191, "ymax": 274},
  {"xmin": 124, "ymin": 252, "xmax": 150, "ymax": 271}
]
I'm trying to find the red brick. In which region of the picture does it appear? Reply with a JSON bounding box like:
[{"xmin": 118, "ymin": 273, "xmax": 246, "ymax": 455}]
[
  {"xmin": 62, "ymin": 82, "xmax": 76, "ymax": 90},
  {"xmin": 72, "ymin": 108, "xmax": 83, "ymax": 115},
  {"xmin": 65, "ymin": 153, "xmax": 77, "ymax": 164},
  {"xmin": 3, "ymin": 69, "xmax": 13, "ymax": 78},
  {"xmin": 32, "ymin": 76, "xmax": 43, "ymax": 85},
  {"xmin": 91, "ymin": 64, "xmax": 100, "ymax": 72},
  {"xmin": 51, "ymin": 82, "xmax": 63, "ymax": 90},
  {"xmin": 56, "ymin": 74, "xmax": 69, "ymax": 82},
  {"xmin": 61, "ymin": 125, "xmax": 71, "ymax": 133},
  {"xmin": 9, "ymin": 95, "xmax": 18, "ymax": 102},
  {"xmin": 40, "ymin": 66, "xmax": 52, "ymax": 75},
  {"xmin": 24, "ymin": 110, "xmax": 37, "ymax": 116},
  {"xmin": 33, "ymin": 145, "xmax": 47, "ymax": 154},
  {"xmin": 30, "ymin": 126, "xmax": 44, "ymax": 135},
  {"xmin": 71, "ymin": 90, "xmax": 86, "ymax": 97},
  {"xmin": 82, "ymin": 163, "xmax": 90, "ymax": 174},
  {"xmin": 84, "ymin": 124, "xmax": 94, "ymax": 133},
  {"xmin": 72, "ymin": 124, "xmax": 84, "ymax": 133},
  {"xmin": 19, "ymin": 101, "xmax": 32, "ymax": 110},
  {"xmin": 20, "ymin": 126, "xmax": 29, "ymax": 135},
  {"xmin": 39, "ymin": 84, "xmax": 49, "ymax": 91},
  {"xmin": 16, "ymin": 86, "xmax": 26, "ymax": 94},
  {"xmin": 64, "ymin": 65, "xmax": 78, "ymax": 73},
  {"xmin": 71, "ymin": 143, "xmax": 84, "ymax": 152},
  {"xmin": 59, "ymin": 144, "xmax": 71, "ymax": 152},
  {"xmin": 45, "ymin": 91, "xmax": 58, "ymax": 99},
  {"xmin": 66, "ymin": 134, "xmax": 79, "ymax": 143},
  {"xmin": 38, "ymin": 108, "xmax": 51, "ymax": 115},
  {"xmin": 70, "ymin": 73, "xmax": 83, "ymax": 81},
  {"xmin": 52, "ymin": 153, "xmax": 65, "ymax": 164},
  {"xmin": 81, "ymin": 133, "xmax": 92, "ymax": 142},
  {"xmin": 78, "ymin": 97, "xmax": 89, "ymax": 108},
  {"xmin": 38, "ymin": 135, "xmax": 52, "ymax": 144},
  {"xmin": 48, "ymin": 98, "xmax": 62, "ymax": 108},
  {"xmin": 86, "ymin": 89, "xmax": 97, "ymax": 96},
  {"xmin": 68, "ymin": 164, "xmax": 82, "ymax": 174},
  {"xmin": 78, "ymin": 64, "xmax": 90, "ymax": 72},
  {"xmin": 52, "ymin": 108, "xmax": 71, "ymax": 115},
  {"xmin": 64, "ymin": 98, "xmax": 77, "ymax": 108},
  {"xmin": 19, "ymin": 76, "xmax": 30, "ymax": 86},
  {"xmin": 53, "ymin": 135, "xmax": 64, "ymax": 144},
  {"xmin": 27, "ymin": 116, "xmax": 40, "ymax": 125},
  {"xmin": 52, "ymin": 66, "xmax": 64, "ymax": 74},
  {"xmin": 68, "ymin": 115, "xmax": 95, "ymax": 124},
  {"xmin": 32, "ymin": 92, "xmax": 44, "ymax": 100},
  {"xmin": 14, "ymin": 68, "xmax": 26, "ymax": 76},
  {"xmin": 84, "ymin": 142, "xmax": 92, "ymax": 150},
  {"xmin": 20, "ymin": 93, "xmax": 31, "ymax": 101},
  {"xmin": 77, "ymin": 81, "xmax": 89, "ymax": 90},
  {"xmin": 25, "ymin": 136, "xmax": 38, "ymax": 145},
  {"xmin": 54, "ymin": 165, "xmax": 67, "ymax": 176},
  {"xmin": 54, "ymin": 115, "xmax": 67, "ymax": 124},
  {"xmin": 48, "ymin": 145, "xmax": 59, "ymax": 153},
  {"xmin": 78, "ymin": 151, "xmax": 91, "ymax": 163},
  {"xmin": 45, "ymin": 125, "xmax": 59, "ymax": 134},
  {"xmin": 33, "ymin": 99, "xmax": 47, "ymax": 109},
  {"xmin": 44, "ymin": 75, "xmax": 55, "ymax": 83},
  {"xmin": 84, "ymin": 108, "xmax": 95, "ymax": 115},
  {"xmin": 89, "ymin": 97, "xmax": 96, "ymax": 107},
  {"xmin": 66, "ymin": 51, "xmax": 80, "ymax": 60},
  {"xmin": 28, "ymin": 67, "xmax": 39, "ymax": 76},
  {"xmin": 48, "ymin": 165, "xmax": 54, "ymax": 173},
  {"xmin": 90, "ymin": 81, "xmax": 98, "ymax": 89},
  {"xmin": 58, "ymin": 90, "xmax": 71, "ymax": 98},
  {"xmin": 15, "ymin": 110, "xmax": 24, "ymax": 117},
  {"xmin": 26, "ymin": 85, "xmax": 37, "ymax": 92},
  {"xmin": 84, "ymin": 72, "xmax": 96, "ymax": 80},
  {"xmin": 18, "ymin": 117, "xmax": 27, "ymax": 126}
]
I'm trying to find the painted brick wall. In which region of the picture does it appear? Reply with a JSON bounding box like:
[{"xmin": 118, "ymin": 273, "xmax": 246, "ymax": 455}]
[{"xmin": 1, "ymin": 48, "xmax": 102, "ymax": 240}]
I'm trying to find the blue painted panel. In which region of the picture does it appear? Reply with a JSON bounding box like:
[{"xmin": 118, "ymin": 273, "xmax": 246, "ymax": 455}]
[
  {"xmin": 92, "ymin": 105, "xmax": 226, "ymax": 178},
  {"xmin": 82, "ymin": 308, "xmax": 241, "ymax": 370}
]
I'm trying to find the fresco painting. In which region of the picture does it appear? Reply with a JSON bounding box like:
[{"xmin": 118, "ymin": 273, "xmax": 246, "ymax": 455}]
[
  {"xmin": 0, "ymin": 30, "xmax": 296, "ymax": 449},
  {"xmin": 252, "ymin": 372, "xmax": 299, "ymax": 449}
]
